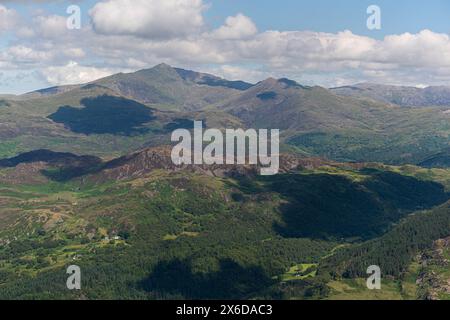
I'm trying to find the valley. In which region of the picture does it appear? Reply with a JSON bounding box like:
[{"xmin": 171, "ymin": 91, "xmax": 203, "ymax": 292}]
[{"xmin": 1, "ymin": 64, "xmax": 450, "ymax": 299}]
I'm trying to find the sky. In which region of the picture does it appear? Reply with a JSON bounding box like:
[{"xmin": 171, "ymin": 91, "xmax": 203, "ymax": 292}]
[{"xmin": 1, "ymin": 0, "xmax": 450, "ymax": 94}]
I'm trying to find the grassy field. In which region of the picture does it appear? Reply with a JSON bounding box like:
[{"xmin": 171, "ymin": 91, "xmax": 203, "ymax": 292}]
[
  {"xmin": 326, "ymin": 261, "xmax": 420, "ymax": 300},
  {"xmin": 280, "ymin": 264, "xmax": 318, "ymax": 281}
]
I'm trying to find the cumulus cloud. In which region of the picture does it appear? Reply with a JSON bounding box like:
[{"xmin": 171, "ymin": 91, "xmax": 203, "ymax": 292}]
[
  {"xmin": 33, "ymin": 14, "xmax": 67, "ymax": 38},
  {"xmin": 205, "ymin": 64, "xmax": 269, "ymax": 83},
  {"xmin": 40, "ymin": 61, "xmax": 115, "ymax": 85},
  {"xmin": 1, "ymin": 45, "xmax": 54, "ymax": 67},
  {"xmin": 0, "ymin": 4, "xmax": 18, "ymax": 32},
  {"xmin": 3, "ymin": 1, "xmax": 450, "ymax": 91},
  {"xmin": 211, "ymin": 14, "xmax": 257, "ymax": 40},
  {"xmin": 90, "ymin": 0, "xmax": 205, "ymax": 39}
]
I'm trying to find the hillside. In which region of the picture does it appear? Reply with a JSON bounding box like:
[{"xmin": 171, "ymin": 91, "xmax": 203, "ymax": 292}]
[
  {"xmin": 331, "ymin": 83, "xmax": 450, "ymax": 108},
  {"xmin": 419, "ymin": 150, "xmax": 450, "ymax": 168},
  {"xmin": 1, "ymin": 146, "xmax": 450, "ymax": 299},
  {"xmin": 23, "ymin": 64, "xmax": 252, "ymax": 112},
  {"xmin": 1, "ymin": 64, "xmax": 450, "ymax": 300},
  {"xmin": 0, "ymin": 64, "xmax": 449, "ymax": 166},
  {"xmin": 2, "ymin": 0, "xmax": 450, "ymax": 303},
  {"xmin": 220, "ymin": 78, "xmax": 450, "ymax": 164}
]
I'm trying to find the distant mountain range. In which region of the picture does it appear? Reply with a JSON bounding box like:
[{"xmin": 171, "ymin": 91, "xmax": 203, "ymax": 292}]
[
  {"xmin": 1, "ymin": 64, "xmax": 450, "ymax": 300},
  {"xmin": 331, "ymin": 83, "xmax": 450, "ymax": 107},
  {"xmin": 19, "ymin": 67, "xmax": 450, "ymax": 109},
  {"xmin": 0, "ymin": 63, "xmax": 449, "ymax": 165}
]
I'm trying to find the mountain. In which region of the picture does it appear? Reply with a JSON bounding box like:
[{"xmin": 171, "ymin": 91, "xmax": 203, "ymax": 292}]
[
  {"xmin": 24, "ymin": 63, "xmax": 253, "ymax": 112},
  {"xmin": 1, "ymin": 63, "xmax": 450, "ymax": 166},
  {"xmin": 0, "ymin": 149, "xmax": 101, "ymax": 168},
  {"xmin": 219, "ymin": 78, "xmax": 450, "ymax": 164},
  {"xmin": 2, "ymin": 64, "xmax": 450, "ymax": 299},
  {"xmin": 331, "ymin": 83, "xmax": 450, "ymax": 107},
  {"xmin": 0, "ymin": 64, "xmax": 249, "ymax": 160},
  {"xmin": 173, "ymin": 67, "xmax": 253, "ymax": 91},
  {"xmin": 0, "ymin": 94, "xmax": 17, "ymax": 100},
  {"xmin": 1, "ymin": 142, "xmax": 450, "ymax": 299},
  {"xmin": 22, "ymin": 84, "xmax": 82, "ymax": 99},
  {"xmin": 221, "ymin": 77, "xmax": 392, "ymax": 131},
  {"xmin": 419, "ymin": 150, "xmax": 450, "ymax": 168}
]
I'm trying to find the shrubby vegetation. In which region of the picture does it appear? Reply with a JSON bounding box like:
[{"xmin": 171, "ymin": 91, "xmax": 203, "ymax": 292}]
[
  {"xmin": 321, "ymin": 203, "xmax": 450, "ymax": 278},
  {"xmin": 0, "ymin": 163, "xmax": 449, "ymax": 299}
]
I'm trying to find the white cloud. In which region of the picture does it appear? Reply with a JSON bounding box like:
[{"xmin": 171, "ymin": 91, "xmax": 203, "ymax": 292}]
[
  {"xmin": 15, "ymin": 26, "xmax": 35, "ymax": 38},
  {"xmin": 1, "ymin": 45, "xmax": 54, "ymax": 66},
  {"xmin": 40, "ymin": 27, "xmax": 450, "ymax": 87},
  {"xmin": 33, "ymin": 14, "xmax": 67, "ymax": 38},
  {"xmin": 40, "ymin": 61, "xmax": 115, "ymax": 85},
  {"xmin": 90, "ymin": 0, "xmax": 205, "ymax": 39},
  {"xmin": 205, "ymin": 65, "xmax": 268, "ymax": 83},
  {"xmin": 211, "ymin": 14, "xmax": 257, "ymax": 40},
  {"xmin": 379, "ymin": 30, "xmax": 450, "ymax": 68},
  {"xmin": 3, "ymin": 1, "xmax": 450, "ymax": 90},
  {"xmin": 0, "ymin": 5, "xmax": 18, "ymax": 32},
  {"xmin": 63, "ymin": 48, "xmax": 86, "ymax": 59}
]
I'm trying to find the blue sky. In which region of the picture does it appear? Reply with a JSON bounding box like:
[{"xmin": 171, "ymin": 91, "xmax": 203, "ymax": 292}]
[
  {"xmin": 206, "ymin": 0, "xmax": 450, "ymax": 37},
  {"xmin": 9, "ymin": 0, "xmax": 450, "ymax": 37},
  {"xmin": 2, "ymin": 0, "xmax": 450, "ymax": 93},
  {"xmin": 8, "ymin": 0, "xmax": 450, "ymax": 37}
]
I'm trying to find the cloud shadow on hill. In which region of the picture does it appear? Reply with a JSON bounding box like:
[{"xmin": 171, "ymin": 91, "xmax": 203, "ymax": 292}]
[
  {"xmin": 232, "ymin": 169, "xmax": 449, "ymax": 241},
  {"xmin": 47, "ymin": 95, "xmax": 156, "ymax": 135},
  {"xmin": 139, "ymin": 258, "xmax": 274, "ymax": 299}
]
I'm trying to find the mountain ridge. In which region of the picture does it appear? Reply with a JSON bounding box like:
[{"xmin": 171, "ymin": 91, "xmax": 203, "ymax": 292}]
[
  {"xmin": 0, "ymin": 63, "xmax": 449, "ymax": 166},
  {"xmin": 331, "ymin": 82, "xmax": 450, "ymax": 107},
  {"xmin": 1, "ymin": 64, "xmax": 450, "ymax": 300}
]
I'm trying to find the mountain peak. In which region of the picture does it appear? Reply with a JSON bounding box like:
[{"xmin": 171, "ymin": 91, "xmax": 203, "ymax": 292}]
[
  {"xmin": 132, "ymin": 63, "xmax": 178, "ymax": 77},
  {"xmin": 133, "ymin": 63, "xmax": 181, "ymax": 81},
  {"xmin": 145, "ymin": 63, "xmax": 178, "ymax": 75},
  {"xmin": 254, "ymin": 77, "xmax": 308, "ymax": 90},
  {"xmin": 259, "ymin": 77, "xmax": 278, "ymax": 84},
  {"xmin": 152, "ymin": 62, "xmax": 174, "ymax": 70}
]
